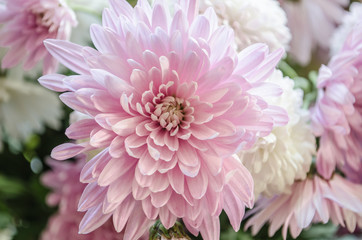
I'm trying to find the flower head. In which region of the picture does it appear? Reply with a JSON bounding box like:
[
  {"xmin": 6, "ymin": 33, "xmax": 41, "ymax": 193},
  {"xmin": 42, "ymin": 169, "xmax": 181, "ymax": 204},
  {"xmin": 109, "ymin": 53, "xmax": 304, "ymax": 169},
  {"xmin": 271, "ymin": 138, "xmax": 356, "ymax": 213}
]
[
  {"xmin": 311, "ymin": 25, "xmax": 362, "ymax": 182},
  {"xmin": 280, "ymin": 0, "xmax": 348, "ymax": 65},
  {"xmin": 330, "ymin": 2, "xmax": 362, "ymax": 56},
  {"xmin": 245, "ymin": 175, "xmax": 362, "ymax": 239},
  {"xmin": 0, "ymin": 67, "xmax": 62, "ymax": 151},
  {"xmin": 199, "ymin": 0, "xmax": 291, "ymax": 52},
  {"xmin": 39, "ymin": 0, "xmax": 287, "ymax": 239},
  {"xmin": 0, "ymin": 0, "xmax": 78, "ymax": 74},
  {"xmin": 237, "ymin": 70, "xmax": 315, "ymax": 198},
  {"xmin": 41, "ymin": 158, "xmax": 132, "ymax": 240}
]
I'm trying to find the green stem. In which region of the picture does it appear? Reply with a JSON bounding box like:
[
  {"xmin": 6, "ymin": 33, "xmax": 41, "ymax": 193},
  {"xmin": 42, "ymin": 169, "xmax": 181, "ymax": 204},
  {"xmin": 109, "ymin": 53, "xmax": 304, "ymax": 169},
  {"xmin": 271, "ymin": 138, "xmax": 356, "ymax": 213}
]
[
  {"xmin": 278, "ymin": 60, "xmax": 298, "ymax": 79},
  {"xmin": 149, "ymin": 220, "xmax": 191, "ymax": 240}
]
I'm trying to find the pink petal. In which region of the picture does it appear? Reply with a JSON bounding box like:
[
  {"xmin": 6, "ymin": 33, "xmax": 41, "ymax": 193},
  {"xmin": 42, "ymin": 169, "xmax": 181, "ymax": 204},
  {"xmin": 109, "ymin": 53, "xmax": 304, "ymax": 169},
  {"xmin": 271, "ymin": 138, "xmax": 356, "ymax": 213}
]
[
  {"xmin": 167, "ymin": 192, "xmax": 186, "ymax": 217},
  {"xmin": 148, "ymin": 173, "xmax": 169, "ymax": 193},
  {"xmin": 190, "ymin": 15, "xmax": 210, "ymax": 40},
  {"xmin": 112, "ymin": 195, "xmax": 136, "ymax": 232},
  {"xmin": 98, "ymin": 156, "xmax": 136, "ymax": 186},
  {"xmin": 38, "ymin": 74, "xmax": 68, "ymax": 92},
  {"xmin": 112, "ymin": 116, "xmax": 145, "ymax": 136},
  {"xmin": 78, "ymin": 183, "xmax": 106, "ymax": 211},
  {"xmin": 186, "ymin": 169, "xmax": 208, "ymax": 199},
  {"xmin": 235, "ymin": 43, "xmax": 268, "ymax": 75},
  {"xmin": 159, "ymin": 207, "xmax": 177, "ymax": 229},
  {"xmin": 44, "ymin": 39, "xmax": 90, "ymax": 74},
  {"xmin": 79, "ymin": 204, "xmax": 112, "ymax": 234},
  {"xmin": 89, "ymin": 128, "xmax": 115, "ymax": 148},
  {"xmin": 152, "ymin": 4, "xmax": 168, "ymax": 31},
  {"xmin": 51, "ymin": 143, "xmax": 85, "ymax": 160},
  {"xmin": 132, "ymin": 179, "xmax": 151, "ymax": 200},
  {"xmin": 151, "ymin": 187, "xmax": 172, "ymax": 208},
  {"xmin": 199, "ymin": 216, "xmax": 220, "ymax": 240},
  {"xmin": 106, "ymin": 171, "xmax": 133, "ymax": 203},
  {"xmin": 138, "ymin": 151, "xmax": 159, "ymax": 175},
  {"xmin": 142, "ymin": 197, "xmax": 160, "ymax": 219},
  {"xmin": 123, "ymin": 205, "xmax": 153, "ymax": 240},
  {"xmin": 109, "ymin": 136, "xmax": 125, "ymax": 158},
  {"xmin": 191, "ymin": 124, "xmax": 219, "ymax": 140}
]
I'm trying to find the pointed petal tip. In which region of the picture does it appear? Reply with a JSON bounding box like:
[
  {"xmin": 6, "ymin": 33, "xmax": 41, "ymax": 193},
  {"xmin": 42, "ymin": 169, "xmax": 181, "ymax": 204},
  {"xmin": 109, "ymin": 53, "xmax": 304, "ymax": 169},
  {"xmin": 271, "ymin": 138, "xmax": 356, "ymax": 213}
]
[
  {"xmin": 38, "ymin": 74, "xmax": 68, "ymax": 92},
  {"xmin": 50, "ymin": 143, "xmax": 84, "ymax": 160}
]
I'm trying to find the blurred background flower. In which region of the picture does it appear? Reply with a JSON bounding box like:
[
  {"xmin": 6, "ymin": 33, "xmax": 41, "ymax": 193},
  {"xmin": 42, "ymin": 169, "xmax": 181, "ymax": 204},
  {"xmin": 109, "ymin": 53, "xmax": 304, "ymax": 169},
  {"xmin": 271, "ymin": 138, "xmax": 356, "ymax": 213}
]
[
  {"xmin": 40, "ymin": 158, "xmax": 128, "ymax": 240},
  {"xmin": 280, "ymin": 0, "xmax": 349, "ymax": 65},
  {"xmin": 199, "ymin": 0, "xmax": 291, "ymax": 52},
  {"xmin": 0, "ymin": 0, "xmax": 78, "ymax": 74},
  {"xmin": 0, "ymin": 67, "xmax": 63, "ymax": 152}
]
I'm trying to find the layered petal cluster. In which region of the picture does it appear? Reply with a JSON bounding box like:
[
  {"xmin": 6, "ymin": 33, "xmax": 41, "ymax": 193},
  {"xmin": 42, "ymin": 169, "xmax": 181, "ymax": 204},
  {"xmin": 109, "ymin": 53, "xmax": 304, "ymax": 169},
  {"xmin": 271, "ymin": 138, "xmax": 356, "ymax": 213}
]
[
  {"xmin": 280, "ymin": 0, "xmax": 348, "ymax": 65},
  {"xmin": 41, "ymin": 158, "xmax": 131, "ymax": 240},
  {"xmin": 237, "ymin": 70, "xmax": 315, "ymax": 198},
  {"xmin": 0, "ymin": 68, "xmax": 62, "ymax": 152},
  {"xmin": 330, "ymin": 2, "xmax": 362, "ymax": 56},
  {"xmin": 39, "ymin": 0, "xmax": 288, "ymax": 239},
  {"xmin": 199, "ymin": 0, "xmax": 291, "ymax": 52},
  {"xmin": 0, "ymin": 0, "xmax": 78, "ymax": 74},
  {"xmin": 311, "ymin": 25, "xmax": 362, "ymax": 182},
  {"xmin": 245, "ymin": 175, "xmax": 362, "ymax": 239}
]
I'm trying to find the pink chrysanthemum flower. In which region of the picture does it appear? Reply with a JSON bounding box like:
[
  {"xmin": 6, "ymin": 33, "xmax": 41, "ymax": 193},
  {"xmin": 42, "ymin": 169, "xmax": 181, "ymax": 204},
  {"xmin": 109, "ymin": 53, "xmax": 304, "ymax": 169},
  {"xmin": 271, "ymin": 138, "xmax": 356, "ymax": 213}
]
[
  {"xmin": 279, "ymin": 0, "xmax": 348, "ymax": 65},
  {"xmin": 39, "ymin": 0, "xmax": 287, "ymax": 239},
  {"xmin": 0, "ymin": 0, "xmax": 78, "ymax": 74},
  {"xmin": 245, "ymin": 175, "xmax": 362, "ymax": 239},
  {"xmin": 311, "ymin": 25, "xmax": 362, "ymax": 182},
  {"xmin": 330, "ymin": 2, "xmax": 362, "ymax": 56},
  {"xmin": 41, "ymin": 158, "xmax": 134, "ymax": 240}
]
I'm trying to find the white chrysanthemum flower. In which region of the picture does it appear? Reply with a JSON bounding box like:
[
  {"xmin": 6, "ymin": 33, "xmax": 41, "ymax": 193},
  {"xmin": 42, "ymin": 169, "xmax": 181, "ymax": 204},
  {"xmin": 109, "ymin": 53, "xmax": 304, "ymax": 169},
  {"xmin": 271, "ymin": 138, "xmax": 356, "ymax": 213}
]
[
  {"xmin": 0, "ymin": 68, "xmax": 63, "ymax": 151},
  {"xmin": 330, "ymin": 2, "xmax": 362, "ymax": 56},
  {"xmin": 236, "ymin": 70, "xmax": 315, "ymax": 198},
  {"xmin": 199, "ymin": 0, "xmax": 291, "ymax": 51}
]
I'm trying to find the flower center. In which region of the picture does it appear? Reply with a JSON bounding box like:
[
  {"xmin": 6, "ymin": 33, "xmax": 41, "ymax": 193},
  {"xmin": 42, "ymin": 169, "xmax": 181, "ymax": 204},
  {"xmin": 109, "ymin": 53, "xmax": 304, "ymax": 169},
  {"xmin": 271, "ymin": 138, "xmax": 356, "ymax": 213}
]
[
  {"xmin": 34, "ymin": 10, "xmax": 57, "ymax": 32},
  {"xmin": 153, "ymin": 96, "xmax": 185, "ymax": 130}
]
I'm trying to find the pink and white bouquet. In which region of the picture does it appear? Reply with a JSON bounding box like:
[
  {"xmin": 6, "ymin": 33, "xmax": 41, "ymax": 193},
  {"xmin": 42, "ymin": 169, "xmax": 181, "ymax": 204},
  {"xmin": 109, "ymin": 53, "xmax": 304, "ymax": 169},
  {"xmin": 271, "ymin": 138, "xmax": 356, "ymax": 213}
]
[{"xmin": 0, "ymin": 0, "xmax": 361, "ymax": 239}]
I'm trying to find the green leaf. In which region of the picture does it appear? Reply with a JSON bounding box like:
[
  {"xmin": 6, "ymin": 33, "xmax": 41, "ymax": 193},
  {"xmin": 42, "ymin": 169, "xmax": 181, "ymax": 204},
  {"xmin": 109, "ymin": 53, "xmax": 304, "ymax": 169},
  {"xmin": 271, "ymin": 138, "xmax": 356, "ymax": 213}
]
[
  {"xmin": 0, "ymin": 174, "xmax": 25, "ymax": 198},
  {"xmin": 278, "ymin": 60, "xmax": 298, "ymax": 79}
]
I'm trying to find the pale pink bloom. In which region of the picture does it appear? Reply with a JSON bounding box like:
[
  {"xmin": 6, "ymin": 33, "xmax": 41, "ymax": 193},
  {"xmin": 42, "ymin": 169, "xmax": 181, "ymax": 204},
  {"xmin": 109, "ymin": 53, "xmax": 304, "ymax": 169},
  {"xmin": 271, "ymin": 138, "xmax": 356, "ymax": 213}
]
[
  {"xmin": 330, "ymin": 2, "xmax": 362, "ymax": 56},
  {"xmin": 39, "ymin": 0, "xmax": 288, "ymax": 239},
  {"xmin": 41, "ymin": 159, "xmax": 85, "ymax": 212},
  {"xmin": 0, "ymin": 0, "xmax": 78, "ymax": 74},
  {"xmin": 280, "ymin": 0, "xmax": 348, "ymax": 65},
  {"xmin": 311, "ymin": 25, "xmax": 362, "ymax": 182},
  {"xmin": 41, "ymin": 158, "xmax": 138, "ymax": 240},
  {"xmin": 245, "ymin": 175, "xmax": 362, "ymax": 239}
]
